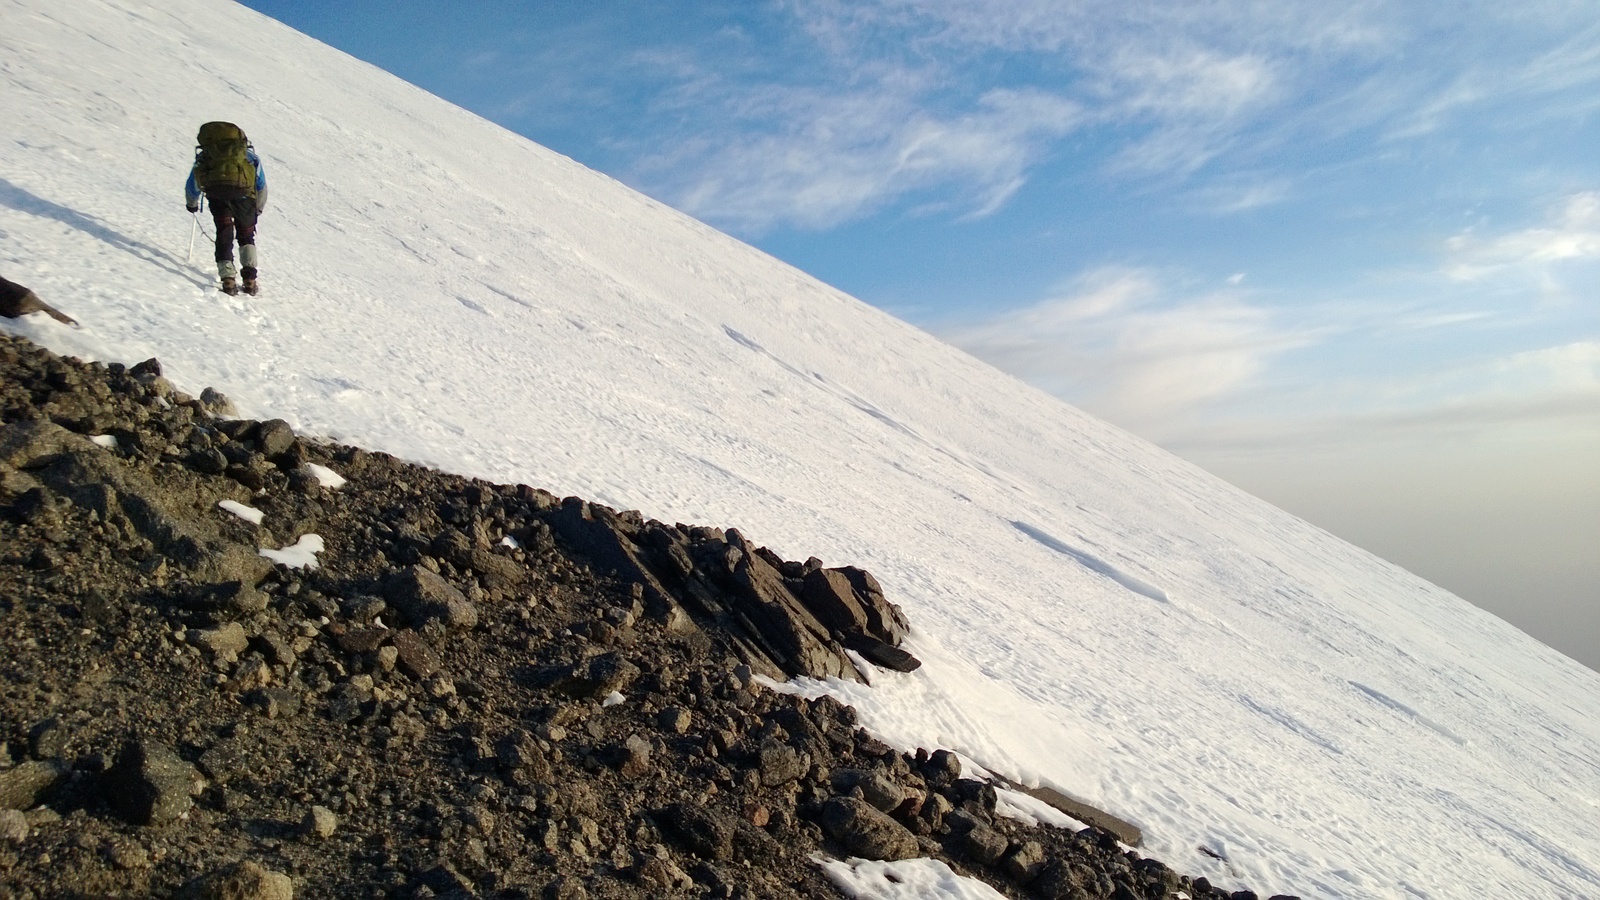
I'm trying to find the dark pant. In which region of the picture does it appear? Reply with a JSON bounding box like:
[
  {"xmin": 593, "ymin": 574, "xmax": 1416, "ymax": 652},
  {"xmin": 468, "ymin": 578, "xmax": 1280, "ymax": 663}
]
[{"xmin": 206, "ymin": 189, "xmax": 259, "ymax": 278}]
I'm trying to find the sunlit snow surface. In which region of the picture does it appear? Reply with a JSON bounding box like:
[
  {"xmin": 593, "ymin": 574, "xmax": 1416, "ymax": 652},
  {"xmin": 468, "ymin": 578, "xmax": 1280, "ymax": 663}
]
[{"xmin": 4, "ymin": 1, "xmax": 1600, "ymax": 896}]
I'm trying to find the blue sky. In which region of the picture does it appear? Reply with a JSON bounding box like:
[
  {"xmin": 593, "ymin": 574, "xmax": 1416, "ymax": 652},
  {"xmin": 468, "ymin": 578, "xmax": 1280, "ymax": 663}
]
[{"xmin": 238, "ymin": 0, "xmax": 1599, "ymax": 669}]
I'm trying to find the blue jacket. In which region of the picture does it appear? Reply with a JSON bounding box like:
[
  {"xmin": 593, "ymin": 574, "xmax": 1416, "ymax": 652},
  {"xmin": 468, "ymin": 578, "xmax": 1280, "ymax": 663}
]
[{"xmin": 186, "ymin": 148, "xmax": 268, "ymax": 211}]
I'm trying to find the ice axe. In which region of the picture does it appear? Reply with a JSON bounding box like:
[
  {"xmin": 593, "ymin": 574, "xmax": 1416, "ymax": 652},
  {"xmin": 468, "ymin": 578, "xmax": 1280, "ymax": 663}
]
[{"xmin": 186, "ymin": 209, "xmax": 200, "ymax": 263}]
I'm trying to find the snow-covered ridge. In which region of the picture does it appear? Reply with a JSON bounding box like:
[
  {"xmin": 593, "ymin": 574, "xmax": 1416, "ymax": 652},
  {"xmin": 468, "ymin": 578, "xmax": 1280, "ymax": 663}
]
[{"xmin": 3, "ymin": 1, "xmax": 1598, "ymax": 897}]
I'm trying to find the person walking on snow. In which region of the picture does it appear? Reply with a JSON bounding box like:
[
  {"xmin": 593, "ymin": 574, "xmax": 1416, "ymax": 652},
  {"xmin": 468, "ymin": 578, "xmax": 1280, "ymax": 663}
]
[{"xmin": 185, "ymin": 122, "xmax": 268, "ymax": 295}]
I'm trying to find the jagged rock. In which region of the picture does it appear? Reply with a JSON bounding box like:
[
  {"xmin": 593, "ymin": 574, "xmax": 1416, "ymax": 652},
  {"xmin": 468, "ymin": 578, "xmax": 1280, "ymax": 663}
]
[
  {"xmin": 843, "ymin": 632, "xmax": 922, "ymax": 672},
  {"xmin": 634, "ymin": 851, "xmax": 694, "ymax": 891},
  {"xmin": 199, "ymin": 387, "xmax": 237, "ymax": 417},
  {"xmin": 185, "ymin": 860, "xmax": 294, "ymax": 900},
  {"xmin": 834, "ymin": 566, "xmax": 909, "ymax": 645},
  {"xmin": 818, "ymin": 797, "xmax": 918, "ymax": 861},
  {"xmin": 384, "ymin": 566, "xmax": 478, "ymax": 630},
  {"xmin": 0, "ymin": 759, "xmax": 66, "ymax": 810},
  {"xmin": 725, "ymin": 541, "xmax": 850, "ymax": 680},
  {"xmin": 108, "ymin": 739, "xmax": 199, "ymax": 826},
  {"xmin": 228, "ymin": 656, "xmax": 274, "ymax": 692}
]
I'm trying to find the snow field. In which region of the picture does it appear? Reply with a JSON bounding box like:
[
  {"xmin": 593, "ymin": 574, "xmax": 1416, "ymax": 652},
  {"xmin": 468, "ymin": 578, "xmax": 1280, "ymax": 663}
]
[{"xmin": 3, "ymin": 1, "xmax": 1600, "ymax": 896}]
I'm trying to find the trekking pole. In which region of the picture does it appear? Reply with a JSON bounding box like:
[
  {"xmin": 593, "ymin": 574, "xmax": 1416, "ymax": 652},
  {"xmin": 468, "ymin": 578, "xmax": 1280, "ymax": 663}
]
[{"xmin": 186, "ymin": 211, "xmax": 199, "ymax": 263}]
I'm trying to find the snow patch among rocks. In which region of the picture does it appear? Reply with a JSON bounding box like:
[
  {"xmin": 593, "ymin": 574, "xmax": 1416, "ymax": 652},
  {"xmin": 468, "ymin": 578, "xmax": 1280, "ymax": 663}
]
[
  {"xmin": 260, "ymin": 534, "xmax": 325, "ymax": 569},
  {"xmin": 218, "ymin": 500, "xmax": 263, "ymax": 525}
]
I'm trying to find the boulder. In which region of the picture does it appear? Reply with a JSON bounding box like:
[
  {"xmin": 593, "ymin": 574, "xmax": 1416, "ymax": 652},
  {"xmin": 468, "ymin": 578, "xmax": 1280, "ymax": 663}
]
[
  {"xmin": 108, "ymin": 739, "xmax": 198, "ymax": 826},
  {"xmin": 818, "ymin": 797, "xmax": 918, "ymax": 861},
  {"xmin": 384, "ymin": 566, "xmax": 478, "ymax": 630}
]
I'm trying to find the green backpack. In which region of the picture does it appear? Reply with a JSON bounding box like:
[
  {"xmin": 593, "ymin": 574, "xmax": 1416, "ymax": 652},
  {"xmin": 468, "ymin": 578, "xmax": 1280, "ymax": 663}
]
[{"xmin": 193, "ymin": 121, "xmax": 257, "ymax": 194}]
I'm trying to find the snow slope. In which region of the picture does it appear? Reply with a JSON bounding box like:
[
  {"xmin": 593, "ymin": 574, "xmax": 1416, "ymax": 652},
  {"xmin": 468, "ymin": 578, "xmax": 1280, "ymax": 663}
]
[{"xmin": 4, "ymin": 1, "xmax": 1599, "ymax": 896}]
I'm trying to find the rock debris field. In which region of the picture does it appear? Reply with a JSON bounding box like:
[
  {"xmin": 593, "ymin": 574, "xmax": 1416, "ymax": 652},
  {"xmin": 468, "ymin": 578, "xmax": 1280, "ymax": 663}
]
[{"xmin": 0, "ymin": 332, "xmax": 1292, "ymax": 900}]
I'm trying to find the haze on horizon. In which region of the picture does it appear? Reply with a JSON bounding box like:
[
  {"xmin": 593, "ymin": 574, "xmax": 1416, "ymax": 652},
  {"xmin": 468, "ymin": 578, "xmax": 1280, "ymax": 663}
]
[{"xmin": 239, "ymin": 0, "xmax": 1599, "ymax": 670}]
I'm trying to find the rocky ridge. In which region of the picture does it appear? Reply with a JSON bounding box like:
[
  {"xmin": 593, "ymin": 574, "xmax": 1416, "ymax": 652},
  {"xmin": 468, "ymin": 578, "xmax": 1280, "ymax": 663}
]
[{"xmin": 0, "ymin": 332, "xmax": 1293, "ymax": 900}]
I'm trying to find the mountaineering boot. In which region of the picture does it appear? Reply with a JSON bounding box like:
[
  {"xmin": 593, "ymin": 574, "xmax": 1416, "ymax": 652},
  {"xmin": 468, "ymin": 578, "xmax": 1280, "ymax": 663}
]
[
  {"xmin": 217, "ymin": 258, "xmax": 238, "ymax": 294},
  {"xmin": 239, "ymin": 245, "xmax": 259, "ymax": 295}
]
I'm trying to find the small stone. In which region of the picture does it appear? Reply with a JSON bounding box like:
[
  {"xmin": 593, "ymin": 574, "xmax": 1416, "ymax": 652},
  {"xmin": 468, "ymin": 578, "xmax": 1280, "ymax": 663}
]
[
  {"xmin": 189, "ymin": 859, "xmax": 294, "ymax": 900},
  {"xmin": 757, "ymin": 739, "xmax": 807, "ymax": 787},
  {"xmin": 390, "ymin": 630, "xmax": 440, "ymax": 679},
  {"xmin": 249, "ymin": 688, "xmax": 301, "ymax": 720},
  {"xmin": 228, "ymin": 657, "xmax": 273, "ymax": 692},
  {"xmin": 374, "ymin": 645, "xmax": 399, "ymax": 672},
  {"xmin": 28, "ymin": 719, "xmax": 68, "ymax": 760},
  {"xmin": 619, "ymin": 735, "xmax": 652, "ymax": 778},
  {"xmin": 662, "ymin": 802, "xmax": 737, "ymax": 861},
  {"xmin": 555, "ymin": 653, "xmax": 640, "ymax": 699},
  {"xmin": 211, "ymin": 580, "xmax": 269, "ymax": 618},
  {"xmin": 0, "ymin": 808, "xmax": 27, "ymax": 843},
  {"xmin": 193, "ymin": 622, "xmax": 250, "ymax": 661},
  {"xmin": 0, "ymin": 759, "xmax": 67, "ymax": 811},
  {"xmin": 334, "ymin": 625, "xmax": 388, "ymax": 653},
  {"xmin": 199, "ymin": 387, "xmax": 237, "ymax": 417},
  {"xmin": 252, "ymin": 632, "xmax": 297, "ymax": 666},
  {"xmin": 109, "ymin": 841, "xmax": 152, "ymax": 870},
  {"xmin": 657, "ymin": 707, "xmax": 692, "ymax": 734},
  {"xmin": 340, "ymin": 595, "xmax": 387, "ymax": 622},
  {"xmin": 303, "ymin": 805, "xmax": 338, "ymax": 839}
]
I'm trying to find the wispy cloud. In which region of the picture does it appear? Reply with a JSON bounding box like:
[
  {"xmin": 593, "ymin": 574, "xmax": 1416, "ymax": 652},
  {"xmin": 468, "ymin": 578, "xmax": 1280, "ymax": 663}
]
[
  {"xmin": 482, "ymin": 1, "xmax": 1598, "ymax": 234},
  {"xmin": 1445, "ymin": 192, "xmax": 1600, "ymax": 282},
  {"xmin": 940, "ymin": 268, "xmax": 1317, "ymax": 428},
  {"xmin": 647, "ymin": 84, "xmax": 1081, "ymax": 232}
]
